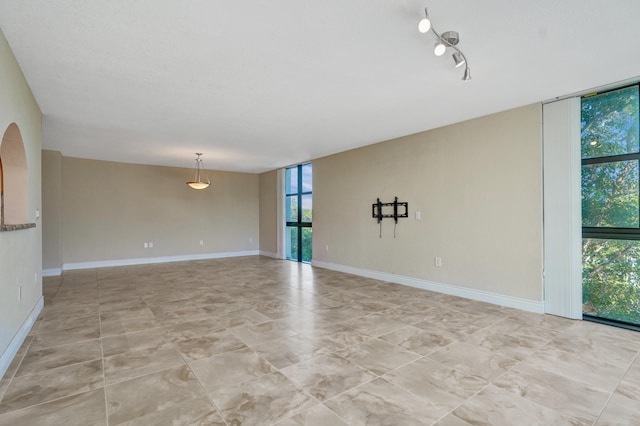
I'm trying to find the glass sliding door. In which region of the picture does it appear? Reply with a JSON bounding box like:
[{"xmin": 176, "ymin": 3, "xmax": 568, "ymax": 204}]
[
  {"xmin": 285, "ymin": 163, "xmax": 312, "ymax": 263},
  {"xmin": 581, "ymin": 84, "xmax": 640, "ymax": 328}
]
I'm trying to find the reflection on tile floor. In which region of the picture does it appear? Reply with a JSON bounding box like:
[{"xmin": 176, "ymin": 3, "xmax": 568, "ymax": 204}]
[{"xmin": 1, "ymin": 256, "xmax": 639, "ymax": 425}]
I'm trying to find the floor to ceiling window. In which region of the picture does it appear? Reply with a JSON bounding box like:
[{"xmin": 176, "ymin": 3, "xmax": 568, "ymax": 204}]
[
  {"xmin": 581, "ymin": 84, "xmax": 640, "ymax": 328},
  {"xmin": 285, "ymin": 163, "xmax": 312, "ymax": 263}
]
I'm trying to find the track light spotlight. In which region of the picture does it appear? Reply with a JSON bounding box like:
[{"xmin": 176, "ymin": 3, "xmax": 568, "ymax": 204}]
[
  {"xmin": 418, "ymin": 17, "xmax": 431, "ymax": 33},
  {"xmin": 417, "ymin": 5, "xmax": 471, "ymax": 81},
  {"xmin": 463, "ymin": 67, "xmax": 471, "ymax": 82},
  {"xmin": 418, "ymin": 8, "xmax": 431, "ymax": 33},
  {"xmin": 452, "ymin": 52, "xmax": 465, "ymax": 68}
]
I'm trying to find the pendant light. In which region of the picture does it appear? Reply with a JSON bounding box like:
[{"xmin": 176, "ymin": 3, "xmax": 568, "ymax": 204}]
[{"xmin": 187, "ymin": 153, "xmax": 211, "ymax": 190}]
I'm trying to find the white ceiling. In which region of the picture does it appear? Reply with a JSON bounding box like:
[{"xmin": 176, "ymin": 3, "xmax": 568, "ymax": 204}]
[{"xmin": 1, "ymin": 1, "xmax": 639, "ymax": 173}]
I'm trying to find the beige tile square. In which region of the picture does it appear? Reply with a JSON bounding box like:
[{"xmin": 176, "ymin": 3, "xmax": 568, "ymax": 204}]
[
  {"xmin": 384, "ymin": 357, "xmax": 487, "ymax": 410},
  {"xmin": 277, "ymin": 403, "xmax": 348, "ymax": 426},
  {"xmin": 463, "ymin": 326, "xmax": 549, "ymax": 360},
  {"xmin": 106, "ymin": 365, "xmax": 207, "ymax": 425},
  {"xmin": 335, "ymin": 339, "xmax": 421, "ymax": 376},
  {"xmin": 232, "ymin": 320, "xmax": 298, "ymax": 346},
  {"xmin": 173, "ymin": 329, "xmax": 248, "ymax": 361},
  {"xmin": 37, "ymin": 314, "xmax": 99, "ymax": 334},
  {"xmin": 104, "ymin": 342, "xmax": 184, "ymax": 385},
  {"xmin": 0, "ymin": 335, "xmax": 32, "ymax": 389},
  {"xmin": 519, "ymin": 345, "xmax": 627, "ymax": 392},
  {"xmin": 596, "ymin": 391, "xmax": 640, "ymax": 425},
  {"xmin": 0, "ymin": 359, "xmax": 103, "ymax": 414},
  {"xmin": 30, "ymin": 322, "xmax": 101, "ymax": 349},
  {"xmin": 117, "ymin": 396, "xmax": 225, "ymax": 426},
  {"xmin": 324, "ymin": 377, "xmax": 446, "ymax": 425},
  {"xmin": 427, "ymin": 341, "xmax": 517, "ymax": 381},
  {"xmin": 305, "ymin": 324, "xmax": 372, "ymax": 353},
  {"xmin": 342, "ymin": 313, "xmax": 409, "ymax": 337},
  {"xmin": 151, "ymin": 306, "xmax": 211, "ymax": 327},
  {"xmin": 212, "ymin": 308, "xmax": 272, "ymax": 329},
  {"xmin": 189, "ymin": 348, "xmax": 276, "ymax": 393},
  {"xmin": 199, "ymin": 300, "xmax": 254, "ymax": 316},
  {"xmin": 550, "ymin": 333, "xmax": 638, "ymax": 367},
  {"xmin": 434, "ymin": 414, "xmax": 474, "ymax": 426},
  {"xmin": 380, "ymin": 325, "xmax": 456, "ymax": 355},
  {"xmin": 252, "ymin": 334, "xmax": 328, "ymax": 369},
  {"xmin": 15, "ymin": 339, "xmax": 102, "ymax": 376},
  {"xmin": 452, "ymin": 385, "xmax": 589, "ymax": 426},
  {"xmin": 493, "ymin": 363, "xmax": 610, "ymax": 423},
  {"xmin": 211, "ymin": 372, "xmax": 315, "ymax": 425},
  {"xmin": 618, "ymin": 361, "xmax": 640, "ymax": 400},
  {"xmin": 0, "ymin": 388, "xmax": 106, "ymax": 426},
  {"xmin": 162, "ymin": 317, "xmax": 222, "ymax": 342},
  {"xmin": 281, "ymin": 354, "xmax": 376, "ymax": 401}
]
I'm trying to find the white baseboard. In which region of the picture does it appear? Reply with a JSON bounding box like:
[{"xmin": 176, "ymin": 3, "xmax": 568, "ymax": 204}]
[
  {"xmin": 312, "ymin": 260, "xmax": 544, "ymax": 314},
  {"xmin": 0, "ymin": 297, "xmax": 44, "ymax": 380},
  {"xmin": 43, "ymin": 268, "xmax": 62, "ymax": 277},
  {"xmin": 259, "ymin": 250, "xmax": 279, "ymax": 259},
  {"xmin": 42, "ymin": 251, "xmax": 261, "ymax": 275}
]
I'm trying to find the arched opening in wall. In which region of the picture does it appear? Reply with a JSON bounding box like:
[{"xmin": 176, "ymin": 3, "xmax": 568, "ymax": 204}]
[{"xmin": 0, "ymin": 123, "xmax": 28, "ymax": 225}]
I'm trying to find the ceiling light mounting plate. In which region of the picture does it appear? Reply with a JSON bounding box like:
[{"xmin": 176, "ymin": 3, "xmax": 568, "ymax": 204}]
[{"xmin": 440, "ymin": 31, "xmax": 459, "ymax": 46}]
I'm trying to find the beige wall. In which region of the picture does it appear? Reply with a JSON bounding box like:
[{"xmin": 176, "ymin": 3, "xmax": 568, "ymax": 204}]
[
  {"xmin": 42, "ymin": 155, "xmax": 259, "ymax": 267},
  {"xmin": 259, "ymin": 170, "xmax": 277, "ymax": 255},
  {"xmin": 313, "ymin": 104, "xmax": 543, "ymax": 301},
  {"xmin": 42, "ymin": 150, "xmax": 62, "ymax": 269},
  {"xmin": 0, "ymin": 28, "xmax": 42, "ymax": 361}
]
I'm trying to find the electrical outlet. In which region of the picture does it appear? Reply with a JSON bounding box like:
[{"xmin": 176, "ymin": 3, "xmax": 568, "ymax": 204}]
[
  {"xmin": 435, "ymin": 257, "xmax": 442, "ymax": 267},
  {"xmin": 149, "ymin": 242, "xmax": 154, "ymax": 248},
  {"xmin": 249, "ymin": 237, "xmax": 253, "ymax": 244},
  {"xmin": 415, "ymin": 211, "xmax": 421, "ymax": 220},
  {"xmin": 144, "ymin": 242, "xmax": 148, "ymax": 248},
  {"xmin": 200, "ymin": 240, "xmax": 204, "ymax": 246},
  {"xmin": 325, "ymin": 244, "xmax": 329, "ymax": 252}
]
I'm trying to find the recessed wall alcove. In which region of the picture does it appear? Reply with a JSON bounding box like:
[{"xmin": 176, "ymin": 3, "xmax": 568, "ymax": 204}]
[{"xmin": 0, "ymin": 122, "xmax": 33, "ymax": 230}]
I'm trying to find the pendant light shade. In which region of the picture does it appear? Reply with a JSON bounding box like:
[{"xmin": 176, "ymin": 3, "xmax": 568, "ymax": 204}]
[{"xmin": 187, "ymin": 153, "xmax": 211, "ymax": 190}]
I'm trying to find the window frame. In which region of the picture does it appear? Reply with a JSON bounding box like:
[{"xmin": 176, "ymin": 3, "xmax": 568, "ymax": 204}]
[
  {"xmin": 581, "ymin": 84, "xmax": 640, "ymax": 241},
  {"xmin": 285, "ymin": 163, "xmax": 312, "ymax": 262}
]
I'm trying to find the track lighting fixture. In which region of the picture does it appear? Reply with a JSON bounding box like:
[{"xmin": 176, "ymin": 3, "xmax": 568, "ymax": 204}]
[{"xmin": 418, "ymin": 7, "xmax": 471, "ymax": 81}]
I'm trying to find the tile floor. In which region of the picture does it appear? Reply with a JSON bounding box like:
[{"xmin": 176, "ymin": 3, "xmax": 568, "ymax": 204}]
[{"xmin": 0, "ymin": 256, "xmax": 639, "ymax": 425}]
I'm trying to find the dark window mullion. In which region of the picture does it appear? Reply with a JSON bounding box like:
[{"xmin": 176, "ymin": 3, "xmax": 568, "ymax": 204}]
[
  {"xmin": 582, "ymin": 152, "xmax": 640, "ymax": 165},
  {"xmin": 297, "ymin": 165, "xmax": 303, "ymax": 260}
]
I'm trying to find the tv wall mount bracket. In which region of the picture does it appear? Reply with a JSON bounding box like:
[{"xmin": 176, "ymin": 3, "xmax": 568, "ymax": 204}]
[{"xmin": 371, "ymin": 197, "xmax": 408, "ymax": 237}]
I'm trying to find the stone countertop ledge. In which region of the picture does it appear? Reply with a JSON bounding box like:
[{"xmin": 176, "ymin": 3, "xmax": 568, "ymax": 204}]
[{"xmin": 0, "ymin": 223, "xmax": 36, "ymax": 231}]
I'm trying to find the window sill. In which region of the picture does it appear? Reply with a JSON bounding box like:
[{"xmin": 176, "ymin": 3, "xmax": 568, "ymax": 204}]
[{"xmin": 0, "ymin": 223, "xmax": 36, "ymax": 232}]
